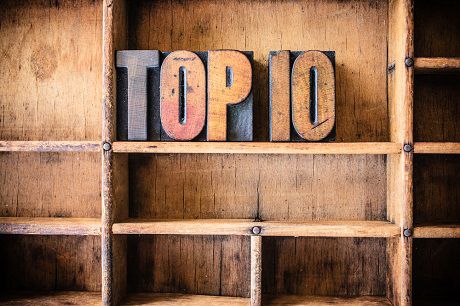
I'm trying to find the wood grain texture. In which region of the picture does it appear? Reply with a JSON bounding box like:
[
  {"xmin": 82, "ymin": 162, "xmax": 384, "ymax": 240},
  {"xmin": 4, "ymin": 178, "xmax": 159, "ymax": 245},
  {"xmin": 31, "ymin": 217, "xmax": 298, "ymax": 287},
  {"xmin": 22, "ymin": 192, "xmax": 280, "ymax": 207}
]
[
  {"xmin": 127, "ymin": 235, "xmax": 250, "ymax": 297},
  {"xmin": 116, "ymin": 50, "xmax": 160, "ymax": 140},
  {"xmin": 414, "ymin": 0, "xmax": 460, "ymax": 57},
  {"xmin": 263, "ymin": 237, "xmax": 387, "ymax": 296},
  {"xmin": 414, "ymin": 155, "xmax": 460, "ymax": 226},
  {"xmin": 0, "ymin": 141, "xmax": 101, "ymax": 152},
  {"xmin": 264, "ymin": 295, "xmax": 392, "ymax": 305},
  {"xmin": 113, "ymin": 219, "xmax": 400, "ymax": 238},
  {"xmin": 0, "ymin": 217, "xmax": 101, "ymax": 235},
  {"xmin": 128, "ymin": 0, "xmax": 388, "ymax": 142},
  {"xmin": 414, "ymin": 57, "xmax": 460, "ymax": 74},
  {"xmin": 414, "ymin": 74, "xmax": 460, "ymax": 142},
  {"xmin": 414, "ymin": 142, "xmax": 460, "ymax": 154},
  {"xmin": 269, "ymin": 51, "xmax": 290, "ymax": 142},
  {"xmin": 291, "ymin": 51, "xmax": 335, "ymax": 141},
  {"xmin": 0, "ymin": 291, "xmax": 101, "ymax": 306},
  {"xmin": 160, "ymin": 51, "xmax": 206, "ymax": 140},
  {"xmin": 413, "ymin": 225, "xmax": 460, "ymax": 238},
  {"xmin": 0, "ymin": 235, "xmax": 101, "ymax": 291},
  {"xmin": 123, "ymin": 293, "xmax": 248, "ymax": 305},
  {"xmin": 113, "ymin": 141, "xmax": 400, "ymax": 154},
  {"xmin": 0, "ymin": 0, "xmax": 102, "ymax": 141},
  {"xmin": 129, "ymin": 154, "xmax": 386, "ymax": 221},
  {"xmin": 251, "ymin": 235, "xmax": 262, "ymax": 306},
  {"xmin": 413, "ymin": 239, "xmax": 460, "ymax": 303},
  {"xmin": 0, "ymin": 152, "xmax": 101, "ymax": 218},
  {"xmin": 207, "ymin": 50, "xmax": 252, "ymax": 141}
]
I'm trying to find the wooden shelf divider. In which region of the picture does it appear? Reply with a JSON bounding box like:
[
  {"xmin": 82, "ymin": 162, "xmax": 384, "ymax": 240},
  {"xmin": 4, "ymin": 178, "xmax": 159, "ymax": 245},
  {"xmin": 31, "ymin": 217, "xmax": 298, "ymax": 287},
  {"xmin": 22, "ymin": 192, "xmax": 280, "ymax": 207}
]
[
  {"xmin": 0, "ymin": 141, "xmax": 101, "ymax": 153},
  {"xmin": 0, "ymin": 217, "xmax": 101, "ymax": 235},
  {"xmin": 112, "ymin": 219, "xmax": 400, "ymax": 238},
  {"xmin": 413, "ymin": 225, "xmax": 460, "ymax": 238},
  {"xmin": 112, "ymin": 141, "xmax": 401, "ymax": 155},
  {"xmin": 414, "ymin": 142, "xmax": 460, "ymax": 154},
  {"xmin": 414, "ymin": 57, "xmax": 460, "ymax": 74}
]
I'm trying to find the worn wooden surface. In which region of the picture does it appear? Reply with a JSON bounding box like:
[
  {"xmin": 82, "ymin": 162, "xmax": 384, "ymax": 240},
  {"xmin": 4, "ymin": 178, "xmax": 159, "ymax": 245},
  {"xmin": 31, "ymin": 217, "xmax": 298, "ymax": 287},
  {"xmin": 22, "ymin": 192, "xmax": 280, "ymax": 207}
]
[
  {"xmin": 0, "ymin": 235, "xmax": 101, "ymax": 291},
  {"xmin": 413, "ymin": 225, "xmax": 460, "ymax": 238},
  {"xmin": 207, "ymin": 50, "xmax": 253, "ymax": 141},
  {"xmin": 0, "ymin": 152, "xmax": 101, "ymax": 218},
  {"xmin": 0, "ymin": 291, "xmax": 101, "ymax": 306},
  {"xmin": 263, "ymin": 237, "xmax": 387, "ymax": 296},
  {"xmin": 127, "ymin": 235, "xmax": 250, "ymax": 297},
  {"xmin": 123, "ymin": 293, "xmax": 248, "ymax": 305},
  {"xmin": 250, "ymin": 235, "xmax": 262, "ymax": 306},
  {"xmin": 160, "ymin": 51, "xmax": 206, "ymax": 141},
  {"xmin": 129, "ymin": 154, "xmax": 386, "ymax": 221},
  {"xmin": 414, "ymin": 57, "xmax": 460, "ymax": 74},
  {"xmin": 0, "ymin": 0, "xmax": 102, "ymax": 141},
  {"xmin": 413, "ymin": 239, "xmax": 460, "ymax": 304},
  {"xmin": 414, "ymin": 155, "xmax": 460, "ymax": 226},
  {"xmin": 113, "ymin": 141, "xmax": 400, "ymax": 154},
  {"xmin": 264, "ymin": 295, "xmax": 392, "ymax": 305},
  {"xmin": 291, "ymin": 51, "xmax": 335, "ymax": 141},
  {"xmin": 113, "ymin": 219, "xmax": 400, "ymax": 238},
  {"xmin": 0, "ymin": 141, "xmax": 100, "ymax": 152},
  {"xmin": 269, "ymin": 51, "xmax": 290, "ymax": 142},
  {"xmin": 414, "ymin": 74, "xmax": 460, "ymax": 142},
  {"xmin": 414, "ymin": 142, "xmax": 460, "ymax": 154}
]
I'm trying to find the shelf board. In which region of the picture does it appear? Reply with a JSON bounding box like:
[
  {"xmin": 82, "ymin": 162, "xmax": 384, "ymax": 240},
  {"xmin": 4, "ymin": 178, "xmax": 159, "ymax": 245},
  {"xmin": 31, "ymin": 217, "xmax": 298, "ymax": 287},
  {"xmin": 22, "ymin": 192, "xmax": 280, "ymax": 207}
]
[
  {"xmin": 414, "ymin": 57, "xmax": 460, "ymax": 74},
  {"xmin": 413, "ymin": 225, "xmax": 460, "ymax": 238},
  {"xmin": 414, "ymin": 142, "xmax": 460, "ymax": 154},
  {"xmin": 113, "ymin": 219, "xmax": 400, "ymax": 238},
  {"xmin": 264, "ymin": 295, "xmax": 392, "ymax": 305},
  {"xmin": 112, "ymin": 142, "xmax": 400, "ymax": 155},
  {"xmin": 0, "ymin": 217, "xmax": 101, "ymax": 235},
  {"xmin": 0, "ymin": 291, "xmax": 100, "ymax": 305},
  {"xmin": 0, "ymin": 141, "xmax": 101, "ymax": 152},
  {"xmin": 122, "ymin": 293, "xmax": 391, "ymax": 306}
]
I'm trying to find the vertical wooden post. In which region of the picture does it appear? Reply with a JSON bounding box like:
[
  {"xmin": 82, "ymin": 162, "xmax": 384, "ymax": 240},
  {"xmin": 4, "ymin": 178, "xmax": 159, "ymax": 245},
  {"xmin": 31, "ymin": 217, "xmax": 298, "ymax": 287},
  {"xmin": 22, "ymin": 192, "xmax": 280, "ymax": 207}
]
[
  {"xmin": 387, "ymin": 0, "xmax": 414, "ymax": 305},
  {"xmin": 102, "ymin": 0, "xmax": 128, "ymax": 305},
  {"xmin": 250, "ymin": 235, "xmax": 262, "ymax": 306}
]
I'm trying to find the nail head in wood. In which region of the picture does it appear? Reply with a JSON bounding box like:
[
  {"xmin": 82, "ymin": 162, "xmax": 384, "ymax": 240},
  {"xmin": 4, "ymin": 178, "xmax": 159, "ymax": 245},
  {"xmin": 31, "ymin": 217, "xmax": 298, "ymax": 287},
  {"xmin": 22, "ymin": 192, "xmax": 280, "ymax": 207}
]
[
  {"xmin": 103, "ymin": 142, "xmax": 112, "ymax": 151},
  {"xmin": 403, "ymin": 144, "xmax": 413, "ymax": 153},
  {"xmin": 403, "ymin": 228, "xmax": 412, "ymax": 238},
  {"xmin": 252, "ymin": 226, "xmax": 261, "ymax": 235},
  {"xmin": 404, "ymin": 57, "xmax": 414, "ymax": 67}
]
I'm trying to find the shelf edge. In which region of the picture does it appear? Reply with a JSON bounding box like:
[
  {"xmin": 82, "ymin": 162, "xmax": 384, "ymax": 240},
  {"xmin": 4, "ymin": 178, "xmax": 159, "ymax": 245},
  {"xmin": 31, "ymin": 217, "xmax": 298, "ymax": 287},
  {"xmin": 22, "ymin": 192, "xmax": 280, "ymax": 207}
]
[
  {"xmin": 0, "ymin": 141, "xmax": 101, "ymax": 153},
  {"xmin": 0, "ymin": 217, "xmax": 101, "ymax": 235}
]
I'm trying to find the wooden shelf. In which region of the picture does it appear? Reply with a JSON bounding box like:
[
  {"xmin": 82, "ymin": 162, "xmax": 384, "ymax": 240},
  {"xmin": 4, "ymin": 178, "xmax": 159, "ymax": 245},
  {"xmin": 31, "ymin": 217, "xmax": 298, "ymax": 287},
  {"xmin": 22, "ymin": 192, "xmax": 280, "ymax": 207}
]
[
  {"xmin": 0, "ymin": 291, "xmax": 101, "ymax": 305},
  {"xmin": 121, "ymin": 293, "xmax": 391, "ymax": 306},
  {"xmin": 112, "ymin": 142, "xmax": 401, "ymax": 155},
  {"xmin": 413, "ymin": 225, "xmax": 460, "ymax": 238},
  {"xmin": 0, "ymin": 217, "xmax": 101, "ymax": 235},
  {"xmin": 113, "ymin": 219, "xmax": 400, "ymax": 238},
  {"xmin": 415, "ymin": 57, "xmax": 460, "ymax": 74},
  {"xmin": 414, "ymin": 142, "xmax": 460, "ymax": 154},
  {"xmin": 0, "ymin": 141, "xmax": 101, "ymax": 153}
]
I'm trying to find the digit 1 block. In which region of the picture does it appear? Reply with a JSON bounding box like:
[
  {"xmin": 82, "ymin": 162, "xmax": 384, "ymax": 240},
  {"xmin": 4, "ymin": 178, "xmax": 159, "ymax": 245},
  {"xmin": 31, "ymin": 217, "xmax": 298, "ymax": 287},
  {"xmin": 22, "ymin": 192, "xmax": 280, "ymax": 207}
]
[
  {"xmin": 269, "ymin": 50, "xmax": 291, "ymax": 141},
  {"xmin": 160, "ymin": 50, "xmax": 206, "ymax": 141},
  {"xmin": 207, "ymin": 50, "xmax": 253, "ymax": 141},
  {"xmin": 116, "ymin": 50, "xmax": 161, "ymax": 141}
]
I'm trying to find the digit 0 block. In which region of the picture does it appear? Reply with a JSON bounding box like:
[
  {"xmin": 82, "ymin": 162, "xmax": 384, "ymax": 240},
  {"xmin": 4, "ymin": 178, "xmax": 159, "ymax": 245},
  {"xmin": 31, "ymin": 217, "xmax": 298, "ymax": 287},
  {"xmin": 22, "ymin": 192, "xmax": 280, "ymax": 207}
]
[
  {"xmin": 207, "ymin": 50, "xmax": 253, "ymax": 141},
  {"xmin": 269, "ymin": 50, "xmax": 336, "ymax": 142}
]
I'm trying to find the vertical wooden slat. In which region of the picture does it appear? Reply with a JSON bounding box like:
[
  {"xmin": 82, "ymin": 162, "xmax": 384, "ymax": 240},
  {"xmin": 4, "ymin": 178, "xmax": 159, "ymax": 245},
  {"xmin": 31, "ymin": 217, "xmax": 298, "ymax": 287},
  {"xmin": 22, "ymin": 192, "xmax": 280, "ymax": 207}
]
[
  {"xmin": 387, "ymin": 0, "xmax": 414, "ymax": 306},
  {"xmin": 250, "ymin": 235, "xmax": 262, "ymax": 306},
  {"xmin": 102, "ymin": 0, "xmax": 128, "ymax": 305}
]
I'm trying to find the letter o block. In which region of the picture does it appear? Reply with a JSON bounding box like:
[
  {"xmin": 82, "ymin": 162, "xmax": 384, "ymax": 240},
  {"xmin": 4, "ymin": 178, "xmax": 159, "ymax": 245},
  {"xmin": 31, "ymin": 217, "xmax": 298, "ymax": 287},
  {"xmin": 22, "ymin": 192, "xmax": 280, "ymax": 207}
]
[{"xmin": 160, "ymin": 50, "xmax": 206, "ymax": 141}]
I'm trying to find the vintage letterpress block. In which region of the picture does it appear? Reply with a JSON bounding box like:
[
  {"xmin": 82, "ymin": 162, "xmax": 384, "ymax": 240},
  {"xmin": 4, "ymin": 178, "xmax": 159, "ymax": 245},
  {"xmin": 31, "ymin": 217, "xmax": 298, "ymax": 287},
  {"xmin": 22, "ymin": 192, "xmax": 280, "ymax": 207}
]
[
  {"xmin": 207, "ymin": 50, "xmax": 253, "ymax": 141},
  {"xmin": 160, "ymin": 50, "xmax": 206, "ymax": 141},
  {"xmin": 116, "ymin": 50, "xmax": 160, "ymax": 141},
  {"xmin": 291, "ymin": 50, "xmax": 335, "ymax": 141},
  {"xmin": 269, "ymin": 50, "xmax": 291, "ymax": 141}
]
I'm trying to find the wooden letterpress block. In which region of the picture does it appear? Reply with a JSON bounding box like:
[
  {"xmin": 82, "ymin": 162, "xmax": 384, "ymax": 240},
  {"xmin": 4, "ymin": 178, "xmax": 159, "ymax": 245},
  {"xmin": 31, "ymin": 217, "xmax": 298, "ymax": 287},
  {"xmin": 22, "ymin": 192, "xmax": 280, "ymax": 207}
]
[
  {"xmin": 116, "ymin": 50, "xmax": 161, "ymax": 141},
  {"xmin": 291, "ymin": 50, "xmax": 335, "ymax": 141},
  {"xmin": 207, "ymin": 50, "xmax": 253, "ymax": 141},
  {"xmin": 269, "ymin": 50, "xmax": 291, "ymax": 141},
  {"xmin": 160, "ymin": 50, "xmax": 206, "ymax": 141}
]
